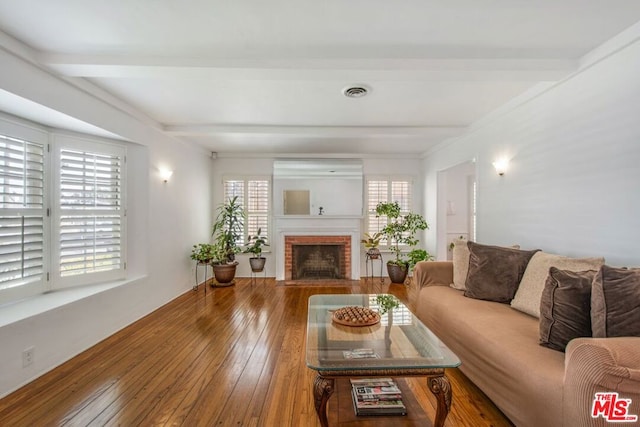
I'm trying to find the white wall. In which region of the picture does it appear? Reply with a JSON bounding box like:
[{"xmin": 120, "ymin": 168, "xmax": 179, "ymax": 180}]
[
  {"xmin": 0, "ymin": 48, "xmax": 212, "ymax": 397},
  {"xmin": 422, "ymin": 30, "xmax": 640, "ymax": 267}
]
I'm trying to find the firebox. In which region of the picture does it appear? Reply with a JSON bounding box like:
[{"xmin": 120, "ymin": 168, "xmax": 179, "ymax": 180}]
[
  {"xmin": 283, "ymin": 235, "xmax": 351, "ymax": 281},
  {"xmin": 292, "ymin": 244, "xmax": 344, "ymax": 280}
]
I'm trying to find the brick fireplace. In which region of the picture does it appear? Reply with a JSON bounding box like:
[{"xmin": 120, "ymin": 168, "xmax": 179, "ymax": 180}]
[{"xmin": 284, "ymin": 235, "xmax": 351, "ymax": 281}]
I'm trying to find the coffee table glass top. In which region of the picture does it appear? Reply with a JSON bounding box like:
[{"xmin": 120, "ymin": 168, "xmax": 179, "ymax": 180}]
[{"xmin": 306, "ymin": 294, "xmax": 460, "ymax": 371}]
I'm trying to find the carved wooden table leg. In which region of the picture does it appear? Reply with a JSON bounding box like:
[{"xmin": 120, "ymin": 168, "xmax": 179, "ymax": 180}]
[
  {"xmin": 429, "ymin": 374, "xmax": 452, "ymax": 427},
  {"xmin": 313, "ymin": 375, "xmax": 334, "ymax": 427}
]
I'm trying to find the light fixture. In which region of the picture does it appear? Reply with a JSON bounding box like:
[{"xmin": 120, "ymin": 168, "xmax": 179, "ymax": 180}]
[
  {"xmin": 492, "ymin": 158, "xmax": 509, "ymax": 176},
  {"xmin": 159, "ymin": 168, "xmax": 173, "ymax": 183}
]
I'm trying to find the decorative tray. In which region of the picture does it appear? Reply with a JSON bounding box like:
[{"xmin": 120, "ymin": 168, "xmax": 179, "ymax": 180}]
[{"xmin": 331, "ymin": 306, "xmax": 381, "ymax": 327}]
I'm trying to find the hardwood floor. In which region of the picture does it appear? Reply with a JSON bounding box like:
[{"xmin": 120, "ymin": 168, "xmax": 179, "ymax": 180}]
[{"xmin": 0, "ymin": 278, "xmax": 513, "ymax": 427}]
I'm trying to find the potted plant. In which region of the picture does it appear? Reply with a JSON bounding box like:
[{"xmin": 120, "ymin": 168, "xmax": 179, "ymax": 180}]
[
  {"xmin": 375, "ymin": 201, "xmax": 429, "ymax": 284},
  {"xmin": 190, "ymin": 243, "xmax": 215, "ymax": 264},
  {"xmin": 361, "ymin": 232, "xmax": 382, "ymax": 259},
  {"xmin": 210, "ymin": 196, "xmax": 246, "ymax": 286},
  {"xmin": 244, "ymin": 227, "xmax": 268, "ymax": 272}
]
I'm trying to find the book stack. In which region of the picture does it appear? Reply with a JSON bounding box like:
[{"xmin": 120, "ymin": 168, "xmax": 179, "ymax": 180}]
[{"xmin": 350, "ymin": 378, "xmax": 407, "ymax": 416}]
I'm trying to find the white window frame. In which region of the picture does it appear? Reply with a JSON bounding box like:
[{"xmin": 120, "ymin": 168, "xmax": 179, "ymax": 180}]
[
  {"xmin": 51, "ymin": 135, "xmax": 127, "ymax": 289},
  {"xmin": 365, "ymin": 176, "xmax": 414, "ymax": 249},
  {"xmin": 0, "ymin": 115, "xmax": 128, "ymax": 304},
  {"xmin": 0, "ymin": 120, "xmax": 50, "ymax": 304},
  {"xmin": 222, "ymin": 176, "xmax": 271, "ymax": 249}
]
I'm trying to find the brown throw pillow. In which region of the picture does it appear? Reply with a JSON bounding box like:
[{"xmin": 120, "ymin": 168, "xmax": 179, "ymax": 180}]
[
  {"xmin": 539, "ymin": 267, "xmax": 596, "ymax": 352},
  {"xmin": 591, "ymin": 265, "xmax": 640, "ymax": 338},
  {"xmin": 464, "ymin": 242, "xmax": 539, "ymax": 303}
]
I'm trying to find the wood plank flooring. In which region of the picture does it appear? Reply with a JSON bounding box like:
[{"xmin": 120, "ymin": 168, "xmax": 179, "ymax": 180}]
[{"xmin": 0, "ymin": 278, "xmax": 513, "ymax": 426}]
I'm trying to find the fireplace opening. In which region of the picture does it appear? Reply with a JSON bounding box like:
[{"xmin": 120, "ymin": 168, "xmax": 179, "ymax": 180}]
[{"xmin": 292, "ymin": 244, "xmax": 345, "ymax": 280}]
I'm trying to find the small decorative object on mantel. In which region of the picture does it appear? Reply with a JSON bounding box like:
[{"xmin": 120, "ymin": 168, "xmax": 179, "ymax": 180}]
[{"xmin": 332, "ymin": 306, "xmax": 381, "ymax": 326}]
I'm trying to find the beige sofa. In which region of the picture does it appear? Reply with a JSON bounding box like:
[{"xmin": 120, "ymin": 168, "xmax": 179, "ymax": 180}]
[{"xmin": 411, "ymin": 260, "xmax": 640, "ymax": 427}]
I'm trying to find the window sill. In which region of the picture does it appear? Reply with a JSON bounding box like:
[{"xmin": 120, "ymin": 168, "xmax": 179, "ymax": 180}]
[{"xmin": 0, "ymin": 275, "xmax": 147, "ymax": 328}]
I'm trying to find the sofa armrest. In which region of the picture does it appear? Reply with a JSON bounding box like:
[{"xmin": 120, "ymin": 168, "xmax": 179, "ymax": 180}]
[
  {"xmin": 413, "ymin": 261, "xmax": 453, "ymax": 289},
  {"xmin": 563, "ymin": 337, "xmax": 640, "ymax": 427}
]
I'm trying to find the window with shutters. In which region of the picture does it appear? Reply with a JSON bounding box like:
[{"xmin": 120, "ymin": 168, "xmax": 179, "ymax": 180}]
[
  {"xmin": 0, "ymin": 118, "xmax": 128, "ymax": 303},
  {"xmin": 53, "ymin": 138, "xmax": 125, "ymax": 287},
  {"xmin": 365, "ymin": 177, "xmax": 413, "ymax": 247},
  {"xmin": 223, "ymin": 177, "xmax": 270, "ymax": 247},
  {"xmin": 0, "ymin": 133, "xmax": 46, "ymax": 298}
]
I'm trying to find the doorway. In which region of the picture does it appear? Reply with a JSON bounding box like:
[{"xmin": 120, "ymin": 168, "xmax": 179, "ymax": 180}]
[{"xmin": 436, "ymin": 160, "xmax": 476, "ymax": 260}]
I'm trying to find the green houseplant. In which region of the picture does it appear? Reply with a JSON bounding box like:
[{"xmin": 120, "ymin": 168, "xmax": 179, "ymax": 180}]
[
  {"xmin": 210, "ymin": 196, "xmax": 246, "ymax": 285},
  {"xmin": 244, "ymin": 227, "xmax": 268, "ymax": 272},
  {"xmin": 190, "ymin": 243, "xmax": 215, "ymax": 264},
  {"xmin": 361, "ymin": 232, "xmax": 382, "ymax": 259},
  {"xmin": 375, "ymin": 201, "xmax": 429, "ymax": 284}
]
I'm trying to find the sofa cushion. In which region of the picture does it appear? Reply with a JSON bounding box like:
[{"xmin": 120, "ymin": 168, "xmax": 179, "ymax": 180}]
[
  {"xmin": 464, "ymin": 242, "xmax": 539, "ymax": 303},
  {"xmin": 511, "ymin": 252, "xmax": 604, "ymax": 318},
  {"xmin": 450, "ymin": 238, "xmax": 469, "ymax": 290},
  {"xmin": 451, "ymin": 240, "xmax": 520, "ymax": 291},
  {"xmin": 539, "ymin": 267, "xmax": 596, "ymax": 352},
  {"xmin": 592, "ymin": 265, "xmax": 640, "ymax": 338}
]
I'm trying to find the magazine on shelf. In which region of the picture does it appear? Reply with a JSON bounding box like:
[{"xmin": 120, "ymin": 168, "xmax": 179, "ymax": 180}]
[
  {"xmin": 349, "ymin": 378, "xmax": 396, "ymax": 387},
  {"xmin": 350, "ymin": 378, "xmax": 407, "ymax": 416}
]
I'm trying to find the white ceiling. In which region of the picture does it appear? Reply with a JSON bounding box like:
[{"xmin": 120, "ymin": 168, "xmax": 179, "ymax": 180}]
[{"xmin": 1, "ymin": 1, "xmax": 640, "ymax": 155}]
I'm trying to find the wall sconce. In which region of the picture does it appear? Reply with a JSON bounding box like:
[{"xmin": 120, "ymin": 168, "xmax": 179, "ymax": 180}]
[
  {"xmin": 492, "ymin": 158, "xmax": 509, "ymax": 176},
  {"xmin": 159, "ymin": 168, "xmax": 173, "ymax": 183}
]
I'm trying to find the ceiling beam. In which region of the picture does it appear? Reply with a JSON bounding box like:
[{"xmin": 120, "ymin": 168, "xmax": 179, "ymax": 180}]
[
  {"xmin": 40, "ymin": 54, "xmax": 576, "ymax": 82},
  {"xmin": 164, "ymin": 124, "xmax": 466, "ymax": 138}
]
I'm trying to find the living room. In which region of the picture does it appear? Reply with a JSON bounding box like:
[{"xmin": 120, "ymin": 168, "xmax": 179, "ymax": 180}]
[{"xmin": 1, "ymin": 3, "xmax": 640, "ymax": 426}]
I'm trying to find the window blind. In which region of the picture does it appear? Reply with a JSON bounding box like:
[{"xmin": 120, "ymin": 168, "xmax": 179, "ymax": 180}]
[
  {"xmin": 246, "ymin": 180, "xmax": 269, "ymax": 240},
  {"xmin": 223, "ymin": 178, "xmax": 270, "ymax": 246},
  {"xmin": 59, "ymin": 149, "xmax": 122, "ymax": 277},
  {"xmin": 0, "ymin": 135, "xmax": 45, "ymax": 290},
  {"xmin": 365, "ymin": 178, "xmax": 412, "ymax": 246}
]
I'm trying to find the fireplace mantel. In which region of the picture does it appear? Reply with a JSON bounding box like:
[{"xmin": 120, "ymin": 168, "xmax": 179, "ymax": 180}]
[{"xmin": 275, "ymin": 216, "xmax": 362, "ymax": 281}]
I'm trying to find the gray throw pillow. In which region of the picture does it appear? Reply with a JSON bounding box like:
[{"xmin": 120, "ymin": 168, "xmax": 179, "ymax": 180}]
[
  {"xmin": 464, "ymin": 242, "xmax": 539, "ymax": 303},
  {"xmin": 539, "ymin": 267, "xmax": 596, "ymax": 352},
  {"xmin": 591, "ymin": 265, "xmax": 640, "ymax": 338}
]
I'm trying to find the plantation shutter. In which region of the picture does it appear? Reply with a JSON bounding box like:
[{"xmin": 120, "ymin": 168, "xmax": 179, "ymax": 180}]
[
  {"xmin": 366, "ymin": 179, "xmax": 388, "ymax": 238},
  {"xmin": 223, "ymin": 180, "xmax": 245, "ymax": 245},
  {"xmin": 58, "ymin": 148, "xmax": 123, "ymax": 278},
  {"xmin": 223, "ymin": 177, "xmax": 270, "ymax": 246},
  {"xmin": 366, "ymin": 177, "xmax": 412, "ymax": 246},
  {"xmin": 391, "ymin": 180, "xmax": 412, "ymax": 213},
  {"xmin": 246, "ymin": 180, "xmax": 269, "ymax": 241},
  {"xmin": 0, "ymin": 134, "xmax": 45, "ymax": 290}
]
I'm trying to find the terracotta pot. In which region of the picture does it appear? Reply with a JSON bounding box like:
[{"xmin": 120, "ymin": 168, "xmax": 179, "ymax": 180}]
[
  {"xmin": 386, "ymin": 263, "xmax": 408, "ymax": 284},
  {"xmin": 212, "ymin": 262, "xmax": 238, "ymax": 286},
  {"xmin": 249, "ymin": 257, "xmax": 266, "ymax": 273}
]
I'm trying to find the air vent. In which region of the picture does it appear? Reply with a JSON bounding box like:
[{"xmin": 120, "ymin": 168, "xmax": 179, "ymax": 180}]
[{"xmin": 343, "ymin": 85, "xmax": 369, "ymax": 98}]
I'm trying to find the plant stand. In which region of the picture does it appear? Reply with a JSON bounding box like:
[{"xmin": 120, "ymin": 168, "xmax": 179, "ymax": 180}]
[
  {"xmin": 194, "ymin": 261, "xmax": 209, "ymax": 295},
  {"xmin": 250, "ymin": 268, "xmax": 267, "ymax": 287},
  {"xmin": 365, "ymin": 250, "xmax": 384, "ymax": 284}
]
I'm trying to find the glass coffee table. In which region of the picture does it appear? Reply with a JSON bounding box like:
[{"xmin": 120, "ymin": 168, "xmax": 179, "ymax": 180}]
[{"xmin": 306, "ymin": 294, "xmax": 461, "ymax": 427}]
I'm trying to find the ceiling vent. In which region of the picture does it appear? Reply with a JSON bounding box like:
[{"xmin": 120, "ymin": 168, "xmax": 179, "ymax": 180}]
[{"xmin": 342, "ymin": 85, "xmax": 369, "ymax": 98}]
